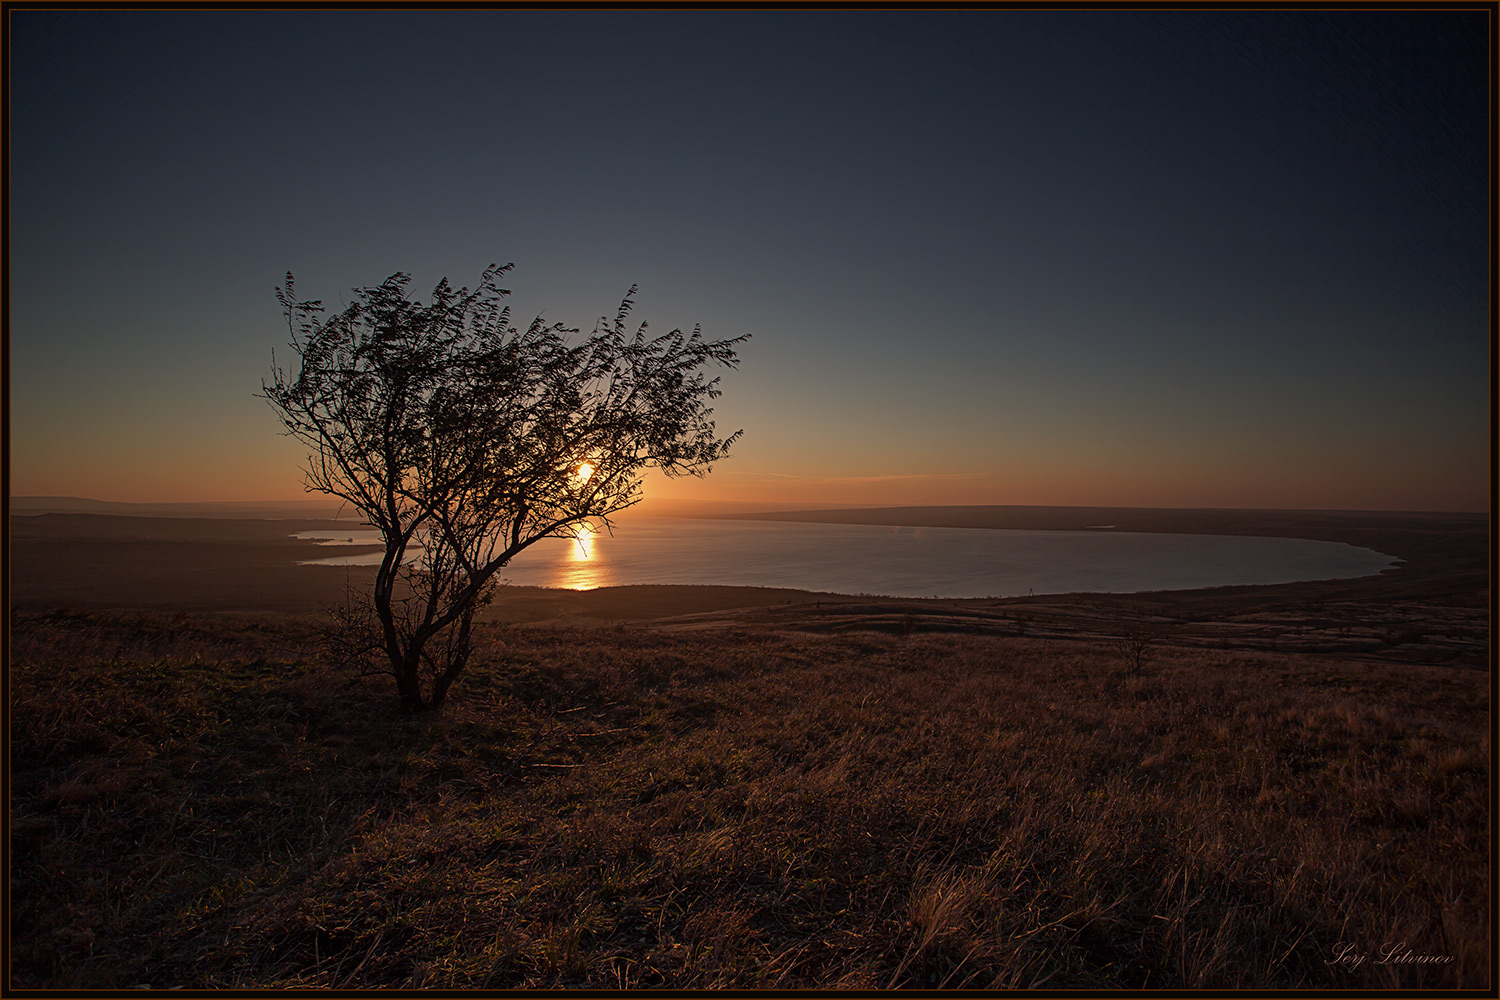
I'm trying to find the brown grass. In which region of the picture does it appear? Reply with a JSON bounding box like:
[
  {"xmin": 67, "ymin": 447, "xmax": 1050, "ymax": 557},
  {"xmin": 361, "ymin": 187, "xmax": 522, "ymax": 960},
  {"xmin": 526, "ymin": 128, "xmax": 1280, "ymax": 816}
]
[{"xmin": 9, "ymin": 608, "xmax": 1489, "ymax": 989}]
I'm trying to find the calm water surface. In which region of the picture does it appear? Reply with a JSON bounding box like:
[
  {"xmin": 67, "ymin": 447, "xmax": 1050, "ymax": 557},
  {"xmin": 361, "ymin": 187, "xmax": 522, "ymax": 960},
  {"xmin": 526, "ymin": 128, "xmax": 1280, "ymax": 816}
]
[{"xmin": 295, "ymin": 516, "xmax": 1397, "ymax": 599}]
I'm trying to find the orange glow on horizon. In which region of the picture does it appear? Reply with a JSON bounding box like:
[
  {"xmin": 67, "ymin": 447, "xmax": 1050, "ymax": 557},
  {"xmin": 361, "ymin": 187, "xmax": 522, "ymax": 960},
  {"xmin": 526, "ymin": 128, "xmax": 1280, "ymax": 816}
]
[{"xmin": 10, "ymin": 440, "xmax": 1487, "ymax": 514}]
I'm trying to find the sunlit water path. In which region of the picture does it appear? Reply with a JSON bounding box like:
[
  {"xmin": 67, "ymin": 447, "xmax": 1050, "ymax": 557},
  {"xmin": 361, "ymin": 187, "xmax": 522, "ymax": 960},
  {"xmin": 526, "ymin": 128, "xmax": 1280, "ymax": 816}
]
[{"xmin": 295, "ymin": 516, "xmax": 1397, "ymax": 599}]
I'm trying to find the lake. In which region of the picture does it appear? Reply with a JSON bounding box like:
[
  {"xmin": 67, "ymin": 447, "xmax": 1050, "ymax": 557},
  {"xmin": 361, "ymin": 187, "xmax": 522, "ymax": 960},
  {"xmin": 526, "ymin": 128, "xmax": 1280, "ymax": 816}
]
[{"xmin": 294, "ymin": 516, "xmax": 1398, "ymax": 599}]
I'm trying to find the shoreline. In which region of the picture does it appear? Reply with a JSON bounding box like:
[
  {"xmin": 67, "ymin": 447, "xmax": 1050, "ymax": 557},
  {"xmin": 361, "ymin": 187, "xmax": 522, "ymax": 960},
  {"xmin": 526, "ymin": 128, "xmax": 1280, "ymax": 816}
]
[
  {"xmin": 8, "ymin": 507, "xmax": 1487, "ymax": 669},
  {"xmin": 10, "ymin": 506, "xmax": 1485, "ymax": 598}
]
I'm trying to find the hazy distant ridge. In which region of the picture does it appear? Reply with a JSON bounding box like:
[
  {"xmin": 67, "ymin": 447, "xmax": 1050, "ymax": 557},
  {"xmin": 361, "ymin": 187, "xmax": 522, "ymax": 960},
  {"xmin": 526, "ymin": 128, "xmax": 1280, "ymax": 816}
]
[{"xmin": 9, "ymin": 497, "xmax": 348, "ymax": 519}]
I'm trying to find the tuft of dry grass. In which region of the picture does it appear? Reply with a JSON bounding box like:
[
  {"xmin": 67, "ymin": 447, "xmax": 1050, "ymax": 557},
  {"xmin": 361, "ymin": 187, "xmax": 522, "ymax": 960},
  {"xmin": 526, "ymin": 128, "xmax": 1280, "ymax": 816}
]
[{"xmin": 8, "ymin": 608, "xmax": 1489, "ymax": 989}]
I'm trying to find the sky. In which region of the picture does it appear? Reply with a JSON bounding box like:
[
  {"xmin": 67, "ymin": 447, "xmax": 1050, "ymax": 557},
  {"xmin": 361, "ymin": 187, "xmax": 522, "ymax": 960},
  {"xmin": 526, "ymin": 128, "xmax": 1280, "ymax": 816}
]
[{"xmin": 9, "ymin": 10, "xmax": 1491, "ymax": 511}]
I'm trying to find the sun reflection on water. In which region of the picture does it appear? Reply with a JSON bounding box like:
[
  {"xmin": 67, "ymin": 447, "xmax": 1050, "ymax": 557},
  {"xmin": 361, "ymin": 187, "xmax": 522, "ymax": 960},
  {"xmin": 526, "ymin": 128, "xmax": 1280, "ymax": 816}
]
[
  {"xmin": 571, "ymin": 524, "xmax": 595, "ymax": 561},
  {"xmin": 556, "ymin": 522, "xmax": 607, "ymax": 590}
]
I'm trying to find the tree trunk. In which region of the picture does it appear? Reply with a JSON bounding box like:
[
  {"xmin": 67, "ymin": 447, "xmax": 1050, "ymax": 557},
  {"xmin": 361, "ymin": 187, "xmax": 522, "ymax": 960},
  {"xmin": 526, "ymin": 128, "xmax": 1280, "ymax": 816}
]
[
  {"xmin": 375, "ymin": 553, "xmax": 424, "ymax": 710},
  {"xmin": 427, "ymin": 607, "xmax": 477, "ymax": 712},
  {"xmin": 372, "ymin": 558, "xmax": 486, "ymax": 714},
  {"xmin": 393, "ymin": 654, "xmax": 429, "ymax": 714}
]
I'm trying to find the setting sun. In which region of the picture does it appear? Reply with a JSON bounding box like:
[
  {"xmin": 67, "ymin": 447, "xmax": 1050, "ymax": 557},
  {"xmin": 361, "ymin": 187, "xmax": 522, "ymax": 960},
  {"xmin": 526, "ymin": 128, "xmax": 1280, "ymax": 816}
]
[{"xmin": 576, "ymin": 462, "xmax": 595, "ymax": 483}]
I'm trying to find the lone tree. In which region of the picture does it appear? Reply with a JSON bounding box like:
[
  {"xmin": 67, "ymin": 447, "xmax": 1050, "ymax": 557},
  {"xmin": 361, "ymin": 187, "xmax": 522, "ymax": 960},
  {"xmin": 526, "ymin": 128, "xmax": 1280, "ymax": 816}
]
[
  {"xmin": 263, "ymin": 264, "xmax": 745, "ymax": 713},
  {"xmin": 1114, "ymin": 623, "xmax": 1157, "ymax": 676}
]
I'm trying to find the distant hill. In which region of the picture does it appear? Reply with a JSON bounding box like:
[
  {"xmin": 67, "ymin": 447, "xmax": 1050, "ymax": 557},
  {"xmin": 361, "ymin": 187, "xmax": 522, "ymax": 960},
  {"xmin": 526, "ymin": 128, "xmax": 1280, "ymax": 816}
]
[
  {"xmin": 9, "ymin": 497, "xmax": 349, "ymax": 519},
  {"xmin": 6, "ymin": 496, "xmax": 850, "ymax": 521}
]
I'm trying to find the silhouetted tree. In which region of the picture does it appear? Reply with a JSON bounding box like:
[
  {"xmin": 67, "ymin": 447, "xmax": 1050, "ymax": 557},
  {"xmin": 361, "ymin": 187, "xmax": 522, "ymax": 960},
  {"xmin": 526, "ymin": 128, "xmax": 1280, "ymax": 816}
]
[
  {"xmin": 263, "ymin": 264, "xmax": 745, "ymax": 712},
  {"xmin": 1115, "ymin": 624, "xmax": 1156, "ymax": 676}
]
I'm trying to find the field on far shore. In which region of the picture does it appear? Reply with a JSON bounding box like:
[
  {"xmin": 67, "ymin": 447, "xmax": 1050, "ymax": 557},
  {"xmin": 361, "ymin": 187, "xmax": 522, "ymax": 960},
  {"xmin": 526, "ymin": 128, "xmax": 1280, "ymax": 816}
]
[{"xmin": 7, "ymin": 503, "xmax": 1491, "ymax": 988}]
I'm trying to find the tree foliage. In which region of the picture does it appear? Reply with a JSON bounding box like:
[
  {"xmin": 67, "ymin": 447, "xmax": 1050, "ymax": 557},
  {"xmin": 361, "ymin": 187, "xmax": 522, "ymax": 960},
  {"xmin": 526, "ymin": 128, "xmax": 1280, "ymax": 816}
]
[{"xmin": 263, "ymin": 263, "xmax": 745, "ymax": 712}]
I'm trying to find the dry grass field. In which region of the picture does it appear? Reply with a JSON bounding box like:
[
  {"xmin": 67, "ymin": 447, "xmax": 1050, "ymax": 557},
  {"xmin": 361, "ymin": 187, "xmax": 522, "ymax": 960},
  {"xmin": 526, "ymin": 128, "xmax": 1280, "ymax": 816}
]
[{"xmin": 10, "ymin": 602, "xmax": 1489, "ymax": 989}]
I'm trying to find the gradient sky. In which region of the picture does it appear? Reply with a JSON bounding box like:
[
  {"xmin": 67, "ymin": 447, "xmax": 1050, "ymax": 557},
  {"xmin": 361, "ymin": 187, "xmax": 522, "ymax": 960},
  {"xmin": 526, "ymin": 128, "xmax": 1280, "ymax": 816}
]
[{"xmin": 9, "ymin": 11, "xmax": 1491, "ymax": 511}]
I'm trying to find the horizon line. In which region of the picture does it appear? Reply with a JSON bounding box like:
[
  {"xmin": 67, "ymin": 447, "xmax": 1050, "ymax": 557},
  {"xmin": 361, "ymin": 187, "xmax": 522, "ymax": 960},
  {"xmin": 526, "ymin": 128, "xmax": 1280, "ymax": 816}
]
[{"xmin": 8, "ymin": 495, "xmax": 1488, "ymax": 518}]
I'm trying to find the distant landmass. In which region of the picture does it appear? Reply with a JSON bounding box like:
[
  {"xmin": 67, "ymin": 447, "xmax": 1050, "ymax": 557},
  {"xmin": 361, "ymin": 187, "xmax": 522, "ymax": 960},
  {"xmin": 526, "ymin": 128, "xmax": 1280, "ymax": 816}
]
[
  {"xmin": 9, "ymin": 496, "xmax": 349, "ymax": 519},
  {"xmin": 713, "ymin": 503, "xmax": 1486, "ymax": 533},
  {"xmin": 5, "ymin": 496, "xmax": 877, "ymax": 521}
]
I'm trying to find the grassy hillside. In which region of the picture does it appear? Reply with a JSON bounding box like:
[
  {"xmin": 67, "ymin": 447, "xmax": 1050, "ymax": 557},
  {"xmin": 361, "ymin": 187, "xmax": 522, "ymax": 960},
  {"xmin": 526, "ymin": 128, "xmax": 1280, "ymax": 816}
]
[{"xmin": 9, "ymin": 609, "xmax": 1489, "ymax": 989}]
